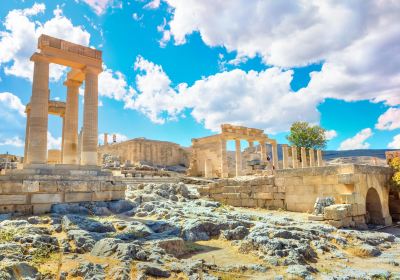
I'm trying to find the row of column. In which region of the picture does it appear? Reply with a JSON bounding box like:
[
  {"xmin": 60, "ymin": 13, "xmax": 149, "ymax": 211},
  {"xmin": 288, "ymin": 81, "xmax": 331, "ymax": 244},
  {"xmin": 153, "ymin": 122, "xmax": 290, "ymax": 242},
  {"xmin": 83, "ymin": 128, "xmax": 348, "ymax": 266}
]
[
  {"xmin": 281, "ymin": 144, "xmax": 324, "ymax": 169},
  {"xmin": 220, "ymin": 139, "xmax": 279, "ymax": 178},
  {"xmin": 25, "ymin": 54, "xmax": 100, "ymax": 166}
]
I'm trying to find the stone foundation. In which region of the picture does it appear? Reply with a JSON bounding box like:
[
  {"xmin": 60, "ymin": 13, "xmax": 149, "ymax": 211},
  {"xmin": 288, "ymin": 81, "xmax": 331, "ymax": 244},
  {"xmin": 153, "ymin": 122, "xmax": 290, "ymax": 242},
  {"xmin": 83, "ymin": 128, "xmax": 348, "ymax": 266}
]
[
  {"xmin": 0, "ymin": 165, "xmax": 126, "ymax": 215},
  {"xmin": 198, "ymin": 164, "xmax": 394, "ymax": 228}
]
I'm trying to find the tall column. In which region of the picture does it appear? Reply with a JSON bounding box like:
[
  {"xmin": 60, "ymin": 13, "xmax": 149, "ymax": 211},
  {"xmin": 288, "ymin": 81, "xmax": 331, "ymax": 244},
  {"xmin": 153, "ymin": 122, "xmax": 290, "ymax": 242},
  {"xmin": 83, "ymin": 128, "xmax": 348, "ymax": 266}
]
[
  {"xmin": 235, "ymin": 139, "xmax": 242, "ymax": 177},
  {"xmin": 309, "ymin": 148, "xmax": 315, "ymax": 167},
  {"xmin": 317, "ymin": 150, "xmax": 324, "ymax": 167},
  {"xmin": 291, "ymin": 146, "xmax": 298, "ymax": 168},
  {"xmin": 27, "ymin": 54, "xmax": 49, "ymax": 164},
  {"xmin": 248, "ymin": 141, "xmax": 254, "ymax": 148},
  {"xmin": 272, "ymin": 142, "xmax": 279, "ymax": 170},
  {"xmin": 282, "ymin": 144, "xmax": 289, "ymax": 169},
  {"xmin": 61, "ymin": 116, "xmax": 65, "ymax": 163},
  {"xmin": 220, "ymin": 138, "xmax": 228, "ymax": 178},
  {"xmin": 81, "ymin": 67, "xmax": 100, "ymax": 165},
  {"xmin": 24, "ymin": 109, "xmax": 31, "ymax": 164},
  {"xmin": 62, "ymin": 80, "xmax": 81, "ymax": 164},
  {"xmin": 260, "ymin": 141, "xmax": 266, "ymax": 162},
  {"xmin": 104, "ymin": 133, "xmax": 108, "ymax": 145},
  {"xmin": 301, "ymin": 147, "xmax": 307, "ymax": 168}
]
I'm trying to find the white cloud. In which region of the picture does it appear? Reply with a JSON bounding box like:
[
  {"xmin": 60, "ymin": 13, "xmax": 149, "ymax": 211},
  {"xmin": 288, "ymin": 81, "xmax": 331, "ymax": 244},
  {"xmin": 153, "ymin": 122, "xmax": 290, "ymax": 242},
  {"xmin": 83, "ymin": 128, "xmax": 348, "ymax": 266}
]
[
  {"xmin": 388, "ymin": 134, "xmax": 400, "ymax": 149},
  {"xmin": 47, "ymin": 131, "xmax": 62, "ymax": 150},
  {"xmin": 159, "ymin": 0, "xmax": 400, "ymax": 107},
  {"xmin": 99, "ymin": 65, "xmax": 135, "ymax": 102},
  {"xmin": 0, "ymin": 92, "xmax": 25, "ymax": 117},
  {"xmin": 81, "ymin": 0, "xmax": 121, "ymax": 15},
  {"xmin": 98, "ymin": 133, "xmax": 128, "ymax": 145},
  {"xmin": 375, "ymin": 107, "xmax": 400, "ymax": 131},
  {"xmin": 144, "ymin": 0, "xmax": 161, "ymax": 9},
  {"xmin": 0, "ymin": 3, "xmax": 90, "ymax": 81},
  {"xmin": 325, "ymin": 130, "xmax": 338, "ymax": 141},
  {"xmin": 128, "ymin": 56, "xmax": 320, "ymax": 132},
  {"xmin": 0, "ymin": 136, "xmax": 24, "ymax": 148},
  {"xmin": 338, "ymin": 128, "xmax": 373, "ymax": 150}
]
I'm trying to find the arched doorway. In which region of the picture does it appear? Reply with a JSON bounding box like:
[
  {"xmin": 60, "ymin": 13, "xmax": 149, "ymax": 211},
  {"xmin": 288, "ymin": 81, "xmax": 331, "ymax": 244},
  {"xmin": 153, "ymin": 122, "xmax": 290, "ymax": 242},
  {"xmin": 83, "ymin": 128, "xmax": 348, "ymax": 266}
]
[{"xmin": 365, "ymin": 188, "xmax": 384, "ymax": 225}]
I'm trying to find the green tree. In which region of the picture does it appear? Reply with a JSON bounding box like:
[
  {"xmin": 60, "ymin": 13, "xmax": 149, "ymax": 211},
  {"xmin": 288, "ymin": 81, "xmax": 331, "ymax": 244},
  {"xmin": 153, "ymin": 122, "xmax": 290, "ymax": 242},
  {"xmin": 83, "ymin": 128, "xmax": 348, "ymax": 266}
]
[{"xmin": 286, "ymin": 122, "xmax": 327, "ymax": 150}]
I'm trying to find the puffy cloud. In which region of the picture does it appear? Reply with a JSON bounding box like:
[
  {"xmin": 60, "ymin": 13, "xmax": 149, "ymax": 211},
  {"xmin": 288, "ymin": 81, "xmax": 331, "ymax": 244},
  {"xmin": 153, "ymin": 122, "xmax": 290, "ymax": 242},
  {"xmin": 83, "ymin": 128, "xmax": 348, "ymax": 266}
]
[
  {"xmin": 98, "ymin": 133, "xmax": 128, "ymax": 145},
  {"xmin": 128, "ymin": 56, "xmax": 320, "ymax": 132},
  {"xmin": 99, "ymin": 65, "xmax": 135, "ymax": 102},
  {"xmin": 388, "ymin": 134, "xmax": 400, "ymax": 149},
  {"xmin": 0, "ymin": 3, "xmax": 90, "ymax": 81},
  {"xmin": 0, "ymin": 92, "xmax": 25, "ymax": 117},
  {"xmin": 159, "ymin": 0, "xmax": 400, "ymax": 107},
  {"xmin": 0, "ymin": 136, "xmax": 24, "ymax": 148},
  {"xmin": 144, "ymin": 0, "xmax": 161, "ymax": 9},
  {"xmin": 324, "ymin": 130, "xmax": 338, "ymax": 141},
  {"xmin": 125, "ymin": 56, "xmax": 187, "ymax": 124},
  {"xmin": 47, "ymin": 131, "xmax": 62, "ymax": 150},
  {"xmin": 375, "ymin": 107, "xmax": 400, "ymax": 131},
  {"xmin": 338, "ymin": 128, "xmax": 373, "ymax": 150},
  {"xmin": 81, "ymin": 0, "xmax": 121, "ymax": 15}
]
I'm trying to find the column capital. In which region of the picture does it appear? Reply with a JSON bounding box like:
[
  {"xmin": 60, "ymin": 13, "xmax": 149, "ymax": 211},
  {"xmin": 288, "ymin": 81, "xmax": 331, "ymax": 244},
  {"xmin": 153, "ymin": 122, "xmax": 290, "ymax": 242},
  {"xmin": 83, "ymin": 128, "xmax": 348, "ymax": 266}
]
[
  {"xmin": 64, "ymin": 79, "xmax": 82, "ymax": 87},
  {"xmin": 83, "ymin": 66, "xmax": 102, "ymax": 75},
  {"xmin": 30, "ymin": 53, "xmax": 50, "ymax": 63}
]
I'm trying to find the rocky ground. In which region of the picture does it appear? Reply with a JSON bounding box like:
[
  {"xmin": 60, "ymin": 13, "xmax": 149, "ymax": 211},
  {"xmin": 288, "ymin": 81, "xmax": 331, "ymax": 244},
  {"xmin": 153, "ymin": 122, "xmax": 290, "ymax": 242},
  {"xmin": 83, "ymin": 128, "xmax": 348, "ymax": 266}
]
[{"xmin": 0, "ymin": 182, "xmax": 400, "ymax": 279}]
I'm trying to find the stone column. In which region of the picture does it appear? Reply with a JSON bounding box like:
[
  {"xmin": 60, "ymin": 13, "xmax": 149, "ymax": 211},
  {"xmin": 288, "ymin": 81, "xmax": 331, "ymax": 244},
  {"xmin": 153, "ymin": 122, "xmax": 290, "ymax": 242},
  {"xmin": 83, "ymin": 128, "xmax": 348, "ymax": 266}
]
[
  {"xmin": 291, "ymin": 146, "xmax": 298, "ymax": 168},
  {"xmin": 260, "ymin": 141, "xmax": 266, "ymax": 162},
  {"xmin": 104, "ymin": 133, "xmax": 108, "ymax": 146},
  {"xmin": 309, "ymin": 148, "xmax": 315, "ymax": 167},
  {"xmin": 81, "ymin": 67, "xmax": 100, "ymax": 165},
  {"xmin": 272, "ymin": 142, "xmax": 279, "ymax": 170},
  {"xmin": 204, "ymin": 159, "xmax": 212, "ymax": 178},
  {"xmin": 317, "ymin": 150, "xmax": 324, "ymax": 167},
  {"xmin": 24, "ymin": 109, "xmax": 31, "ymax": 164},
  {"xmin": 27, "ymin": 54, "xmax": 49, "ymax": 164},
  {"xmin": 61, "ymin": 115, "xmax": 65, "ymax": 163},
  {"xmin": 235, "ymin": 139, "xmax": 242, "ymax": 177},
  {"xmin": 282, "ymin": 144, "xmax": 289, "ymax": 169},
  {"xmin": 220, "ymin": 138, "xmax": 228, "ymax": 178},
  {"xmin": 62, "ymin": 79, "xmax": 81, "ymax": 164},
  {"xmin": 248, "ymin": 141, "xmax": 254, "ymax": 148},
  {"xmin": 301, "ymin": 147, "xmax": 307, "ymax": 168}
]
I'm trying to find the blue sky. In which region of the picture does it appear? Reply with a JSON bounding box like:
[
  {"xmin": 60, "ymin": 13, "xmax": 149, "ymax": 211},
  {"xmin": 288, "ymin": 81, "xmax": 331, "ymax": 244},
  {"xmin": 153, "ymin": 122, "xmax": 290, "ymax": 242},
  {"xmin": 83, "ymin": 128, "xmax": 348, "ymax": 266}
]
[{"xmin": 0, "ymin": 0, "xmax": 399, "ymax": 156}]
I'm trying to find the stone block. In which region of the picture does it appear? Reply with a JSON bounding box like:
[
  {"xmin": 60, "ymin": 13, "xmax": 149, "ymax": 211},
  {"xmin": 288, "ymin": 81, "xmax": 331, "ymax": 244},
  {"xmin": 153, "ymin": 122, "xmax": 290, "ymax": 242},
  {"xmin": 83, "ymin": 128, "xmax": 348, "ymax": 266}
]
[
  {"xmin": 0, "ymin": 181, "xmax": 23, "ymax": 193},
  {"xmin": 308, "ymin": 214, "xmax": 324, "ymax": 221},
  {"xmin": 0, "ymin": 194, "xmax": 27, "ymax": 205},
  {"xmin": 65, "ymin": 192, "xmax": 92, "ymax": 203},
  {"xmin": 100, "ymin": 181, "xmax": 126, "ymax": 192},
  {"xmin": 64, "ymin": 181, "xmax": 91, "ymax": 192},
  {"xmin": 322, "ymin": 175, "xmax": 338, "ymax": 185},
  {"xmin": 22, "ymin": 180, "xmax": 39, "ymax": 192},
  {"xmin": 92, "ymin": 190, "xmax": 125, "ymax": 201},
  {"xmin": 257, "ymin": 199, "xmax": 266, "ymax": 208},
  {"xmin": 33, "ymin": 204, "xmax": 52, "ymax": 215},
  {"xmin": 31, "ymin": 193, "xmax": 63, "ymax": 204},
  {"xmin": 338, "ymin": 173, "xmax": 356, "ymax": 185},
  {"xmin": 39, "ymin": 181, "xmax": 58, "ymax": 192},
  {"xmin": 324, "ymin": 204, "xmax": 351, "ymax": 220},
  {"xmin": 14, "ymin": 205, "xmax": 33, "ymax": 215},
  {"xmin": 272, "ymin": 199, "xmax": 284, "ymax": 209},
  {"xmin": 339, "ymin": 193, "xmax": 356, "ymax": 204},
  {"xmin": 223, "ymin": 193, "xmax": 240, "ymax": 199},
  {"xmin": 241, "ymin": 198, "xmax": 256, "ymax": 207},
  {"xmin": 254, "ymin": 192, "xmax": 273, "ymax": 200},
  {"xmin": 223, "ymin": 186, "xmax": 240, "ymax": 193},
  {"xmin": 328, "ymin": 220, "xmax": 343, "ymax": 228},
  {"xmin": 239, "ymin": 185, "xmax": 252, "ymax": 193},
  {"xmin": 240, "ymin": 193, "xmax": 251, "ymax": 199},
  {"xmin": 274, "ymin": 177, "xmax": 284, "ymax": 187},
  {"xmin": 273, "ymin": 193, "xmax": 285, "ymax": 200},
  {"xmin": 303, "ymin": 176, "xmax": 322, "ymax": 185},
  {"xmin": 0, "ymin": 205, "xmax": 15, "ymax": 214},
  {"xmin": 277, "ymin": 185, "xmax": 286, "ymax": 193},
  {"xmin": 253, "ymin": 185, "xmax": 273, "ymax": 193},
  {"xmin": 226, "ymin": 198, "xmax": 241, "ymax": 207}
]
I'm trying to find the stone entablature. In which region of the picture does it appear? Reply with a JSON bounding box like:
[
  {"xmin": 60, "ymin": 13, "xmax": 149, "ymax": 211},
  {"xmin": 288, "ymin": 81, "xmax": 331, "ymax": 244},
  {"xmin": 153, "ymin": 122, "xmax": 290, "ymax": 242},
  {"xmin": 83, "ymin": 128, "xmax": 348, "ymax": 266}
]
[
  {"xmin": 98, "ymin": 137, "xmax": 190, "ymax": 167},
  {"xmin": 25, "ymin": 34, "xmax": 102, "ymax": 166},
  {"xmin": 198, "ymin": 164, "xmax": 394, "ymax": 228},
  {"xmin": 0, "ymin": 167, "xmax": 125, "ymax": 215},
  {"xmin": 188, "ymin": 124, "xmax": 279, "ymax": 178}
]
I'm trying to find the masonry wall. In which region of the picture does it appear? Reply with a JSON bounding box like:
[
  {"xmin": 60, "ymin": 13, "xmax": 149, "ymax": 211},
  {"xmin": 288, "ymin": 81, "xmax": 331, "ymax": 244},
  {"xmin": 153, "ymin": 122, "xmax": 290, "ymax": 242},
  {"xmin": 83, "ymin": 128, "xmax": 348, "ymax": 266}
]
[
  {"xmin": 0, "ymin": 167, "xmax": 126, "ymax": 215},
  {"xmin": 199, "ymin": 164, "xmax": 393, "ymax": 227},
  {"xmin": 98, "ymin": 138, "xmax": 189, "ymax": 167}
]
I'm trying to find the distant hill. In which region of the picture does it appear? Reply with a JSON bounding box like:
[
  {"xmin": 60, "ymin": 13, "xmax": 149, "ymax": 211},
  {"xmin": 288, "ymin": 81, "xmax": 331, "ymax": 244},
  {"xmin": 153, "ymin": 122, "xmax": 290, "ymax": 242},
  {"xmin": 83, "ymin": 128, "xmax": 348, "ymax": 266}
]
[{"xmin": 323, "ymin": 149, "xmax": 396, "ymax": 160}]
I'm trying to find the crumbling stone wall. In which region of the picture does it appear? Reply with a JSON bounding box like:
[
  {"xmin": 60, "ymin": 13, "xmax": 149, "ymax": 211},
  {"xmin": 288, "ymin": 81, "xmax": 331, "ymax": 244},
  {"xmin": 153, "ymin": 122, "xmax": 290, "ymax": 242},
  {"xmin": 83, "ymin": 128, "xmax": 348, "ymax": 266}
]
[{"xmin": 199, "ymin": 164, "xmax": 393, "ymax": 227}]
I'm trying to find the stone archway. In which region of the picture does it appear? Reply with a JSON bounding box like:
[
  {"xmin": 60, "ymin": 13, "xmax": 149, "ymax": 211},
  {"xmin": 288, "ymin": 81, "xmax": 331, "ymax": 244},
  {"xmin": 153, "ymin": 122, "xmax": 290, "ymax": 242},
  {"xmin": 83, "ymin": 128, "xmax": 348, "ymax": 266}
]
[{"xmin": 366, "ymin": 187, "xmax": 385, "ymax": 225}]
